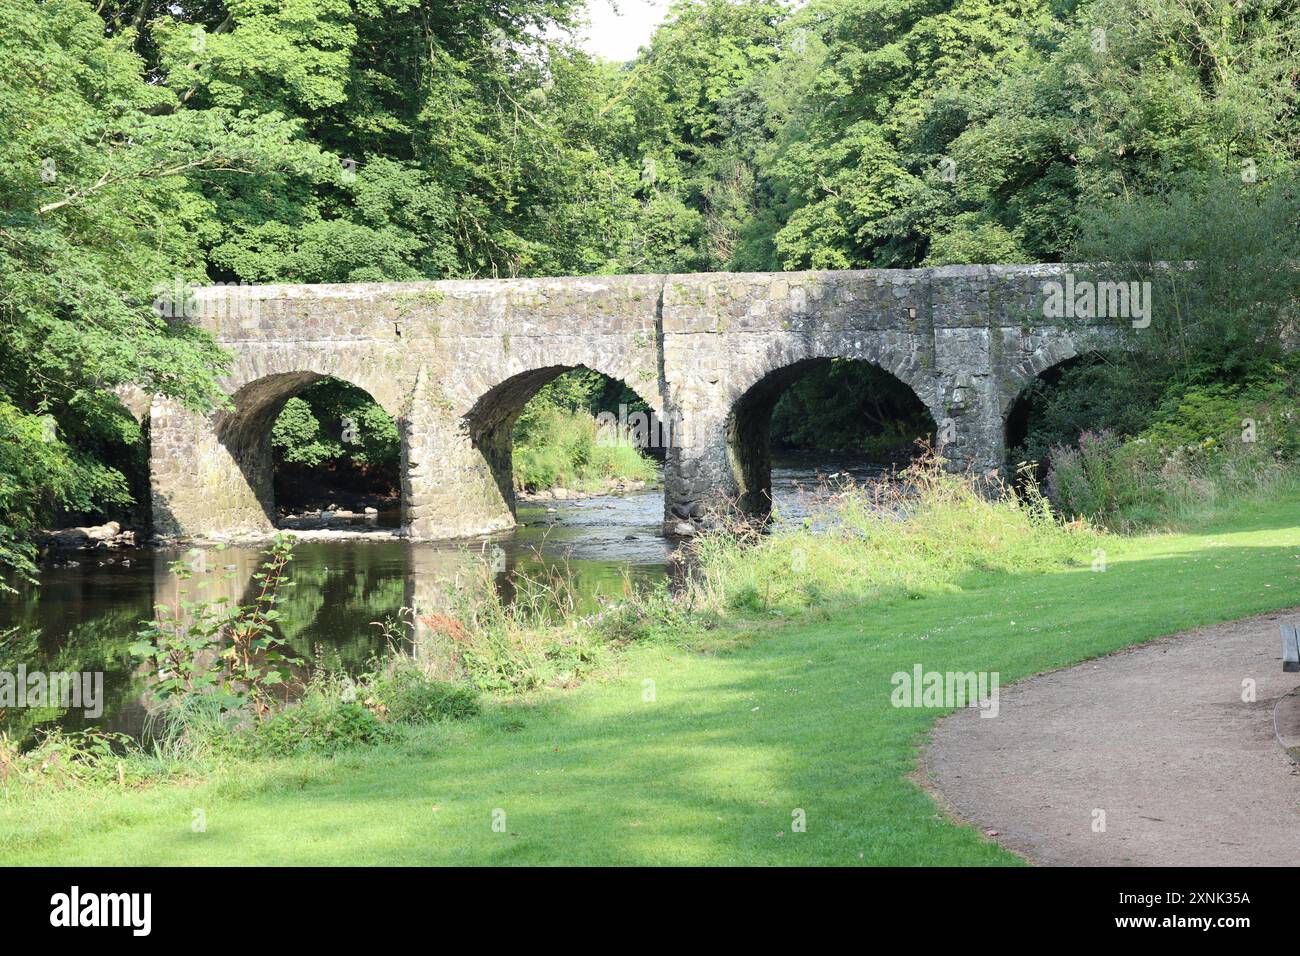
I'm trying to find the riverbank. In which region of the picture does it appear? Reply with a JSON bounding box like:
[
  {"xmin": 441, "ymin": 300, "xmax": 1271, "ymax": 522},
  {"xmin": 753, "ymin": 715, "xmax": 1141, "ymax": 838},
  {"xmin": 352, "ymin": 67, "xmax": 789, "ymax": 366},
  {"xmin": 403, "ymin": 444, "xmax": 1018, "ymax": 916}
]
[
  {"xmin": 3, "ymin": 486, "xmax": 1298, "ymax": 864},
  {"xmin": 518, "ymin": 477, "xmax": 655, "ymax": 501}
]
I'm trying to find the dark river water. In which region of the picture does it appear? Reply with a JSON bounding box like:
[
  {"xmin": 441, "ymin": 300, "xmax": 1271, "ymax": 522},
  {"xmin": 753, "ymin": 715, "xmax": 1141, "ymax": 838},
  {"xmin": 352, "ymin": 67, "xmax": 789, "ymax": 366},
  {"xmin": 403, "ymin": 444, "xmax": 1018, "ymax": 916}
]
[{"xmin": 0, "ymin": 454, "xmax": 886, "ymax": 742}]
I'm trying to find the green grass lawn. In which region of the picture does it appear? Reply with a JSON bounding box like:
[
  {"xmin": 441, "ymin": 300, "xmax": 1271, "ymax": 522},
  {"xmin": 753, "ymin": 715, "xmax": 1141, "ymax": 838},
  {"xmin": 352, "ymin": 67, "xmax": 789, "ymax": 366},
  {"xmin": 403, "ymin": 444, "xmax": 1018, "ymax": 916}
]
[{"xmin": 3, "ymin": 496, "xmax": 1298, "ymax": 865}]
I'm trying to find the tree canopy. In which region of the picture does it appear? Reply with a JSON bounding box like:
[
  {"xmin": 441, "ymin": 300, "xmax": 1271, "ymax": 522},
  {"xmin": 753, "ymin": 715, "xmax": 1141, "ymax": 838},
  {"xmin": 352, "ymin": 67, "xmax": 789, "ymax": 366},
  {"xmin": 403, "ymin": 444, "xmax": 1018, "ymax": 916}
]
[{"xmin": 1, "ymin": 0, "xmax": 1298, "ymax": 578}]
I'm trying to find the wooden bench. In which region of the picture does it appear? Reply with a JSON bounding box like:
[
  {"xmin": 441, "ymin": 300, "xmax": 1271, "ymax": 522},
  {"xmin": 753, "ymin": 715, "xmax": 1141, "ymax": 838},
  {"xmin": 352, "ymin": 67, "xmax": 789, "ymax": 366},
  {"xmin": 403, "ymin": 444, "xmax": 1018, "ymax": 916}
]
[{"xmin": 1283, "ymin": 623, "xmax": 1300, "ymax": 672}]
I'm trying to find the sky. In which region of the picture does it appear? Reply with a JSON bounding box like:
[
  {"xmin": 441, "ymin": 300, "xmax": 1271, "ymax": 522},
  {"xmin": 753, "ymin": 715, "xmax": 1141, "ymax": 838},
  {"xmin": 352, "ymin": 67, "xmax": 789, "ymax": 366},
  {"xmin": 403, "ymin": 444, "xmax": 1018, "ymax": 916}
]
[{"xmin": 578, "ymin": 0, "xmax": 675, "ymax": 62}]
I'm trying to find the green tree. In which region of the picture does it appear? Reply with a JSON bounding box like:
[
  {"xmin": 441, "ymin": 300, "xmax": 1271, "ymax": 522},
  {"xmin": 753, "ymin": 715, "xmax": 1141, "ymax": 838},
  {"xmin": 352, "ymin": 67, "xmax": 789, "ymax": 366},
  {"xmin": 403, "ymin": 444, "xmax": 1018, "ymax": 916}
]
[
  {"xmin": 926, "ymin": 0, "xmax": 1300, "ymax": 263},
  {"xmin": 761, "ymin": 0, "xmax": 1056, "ymax": 269},
  {"xmin": 607, "ymin": 0, "xmax": 787, "ymax": 271},
  {"xmin": 0, "ymin": 0, "xmax": 318, "ymax": 581},
  {"xmin": 271, "ymin": 379, "xmax": 399, "ymax": 472}
]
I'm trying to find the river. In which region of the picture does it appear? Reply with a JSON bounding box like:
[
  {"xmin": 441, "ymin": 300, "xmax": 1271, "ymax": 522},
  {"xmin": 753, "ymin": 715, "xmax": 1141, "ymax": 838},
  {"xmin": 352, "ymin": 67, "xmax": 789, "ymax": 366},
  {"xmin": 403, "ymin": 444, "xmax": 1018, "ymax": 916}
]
[{"xmin": 0, "ymin": 454, "xmax": 887, "ymax": 741}]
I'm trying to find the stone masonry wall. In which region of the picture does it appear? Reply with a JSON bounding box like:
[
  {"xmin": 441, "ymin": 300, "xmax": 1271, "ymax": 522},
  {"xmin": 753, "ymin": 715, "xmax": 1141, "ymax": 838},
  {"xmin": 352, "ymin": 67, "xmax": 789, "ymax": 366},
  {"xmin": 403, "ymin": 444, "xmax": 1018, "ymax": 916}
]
[{"xmin": 149, "ymin": 265, "xmax": 1111, "ymax": 539}]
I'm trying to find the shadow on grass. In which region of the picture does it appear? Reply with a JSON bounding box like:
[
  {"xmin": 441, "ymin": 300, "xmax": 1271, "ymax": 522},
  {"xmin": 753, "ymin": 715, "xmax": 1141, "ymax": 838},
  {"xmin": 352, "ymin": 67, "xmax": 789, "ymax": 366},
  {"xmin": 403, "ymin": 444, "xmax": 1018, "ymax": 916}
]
[{"xmin": 24, "ymin": 530, "xmax": 1293, "ymax": 867}]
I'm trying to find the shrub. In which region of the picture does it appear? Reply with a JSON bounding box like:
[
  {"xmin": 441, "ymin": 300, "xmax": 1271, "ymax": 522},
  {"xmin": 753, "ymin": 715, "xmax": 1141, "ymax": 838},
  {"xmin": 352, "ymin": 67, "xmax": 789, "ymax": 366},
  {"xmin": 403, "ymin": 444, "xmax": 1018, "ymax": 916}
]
[
  {"xmin": 586, "ymin": 438, "xmax": 658, "ymax": 483},
  {"xmin": 1017, "ymin": 175, "xmax": 1300, "ymax": 483},
  {"xmin": 372, "ymin": 562, "xmax": 609, "ymax": 693},
  {"xmin": 0, "ymin": 729, "xmax": 135, "ymax": 788},
  {"xmin": 513, "ymin": 403, "xmax": 656, "ymax": 491},
  {"xmin": 1012, "ymin": 357, "xmax": 1165, "ymax": 475},
  {"xmin": 1043, "ymin": 366, "xmax": 1300, "ymax": 530},
  {"xmin": 595, "ymin": 581, "xmax": 709, "ymax": 646},
  {"xmin": 242, "ymin": 698, "xmax": 393, "ymax": 758},
  {"xmin": 130, "ymin": 535, "xmax": 300, "ymax": 720},
  {"xmin": 687, "ymin": 456, "xmax": 1092, "ymax": 615},
  {"xmin": 1046, "ymin": 427, "xmax": 1296, "ymax": 531},
  {"xmin": 1140, "ymin": 371, "xmax": 1300, "ymax": 462},
  {"xmin": 364, "ymin": 666, "xmax": 481, "ymax": 724},
  {"xmin": 1071, "ymin": 172, "xmax": 1300, "ymax": 385},
  {"xmin": 0, "ymin": 399, "xmax": 134, "ymax": 589},
  {"xmin": 1044, "ymin": 430, "xmax": 1147, "ymax": 523}
]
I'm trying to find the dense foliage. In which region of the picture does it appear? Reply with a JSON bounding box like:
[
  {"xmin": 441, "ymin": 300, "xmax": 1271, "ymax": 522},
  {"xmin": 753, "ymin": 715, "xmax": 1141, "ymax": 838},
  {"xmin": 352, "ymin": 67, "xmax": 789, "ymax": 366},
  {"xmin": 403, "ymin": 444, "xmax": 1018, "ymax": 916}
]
[
  {"xmin": 3, "ymin": 0, "xmax": 1299, "ymax": 570},
  {"xmin": 511, "ymin": 369, "xmax": 658, "ymax": 490},
  {"xmin": 770, "ymin": 360, "xmax": 935, "ymax": 457},
  {"xmin": 1010, "ymin": 173, "xmax": 1300, "ymax": 524},
  {"xmin": 270, "ymin": 378, "xmax": 401, "ymax": 507}
]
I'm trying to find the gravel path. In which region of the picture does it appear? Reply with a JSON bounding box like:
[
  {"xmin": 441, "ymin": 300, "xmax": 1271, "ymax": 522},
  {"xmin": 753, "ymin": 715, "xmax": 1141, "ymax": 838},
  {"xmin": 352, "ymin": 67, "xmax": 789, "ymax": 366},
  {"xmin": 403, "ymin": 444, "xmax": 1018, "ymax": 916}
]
[{"xmin": 923, "ymin": 609, "xmax": 1300, "ymax": 866}]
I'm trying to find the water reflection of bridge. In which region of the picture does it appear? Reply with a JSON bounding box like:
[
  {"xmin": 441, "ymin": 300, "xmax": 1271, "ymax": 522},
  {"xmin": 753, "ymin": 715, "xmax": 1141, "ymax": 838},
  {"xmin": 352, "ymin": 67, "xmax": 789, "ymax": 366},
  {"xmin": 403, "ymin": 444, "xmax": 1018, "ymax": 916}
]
[
  {"xmin": 12, "ymin": 528, "xmax": 664, "ymax": 743},
  {"xmin": 151, "ymin": 538, "xmax": 522, "ymax": 680}
]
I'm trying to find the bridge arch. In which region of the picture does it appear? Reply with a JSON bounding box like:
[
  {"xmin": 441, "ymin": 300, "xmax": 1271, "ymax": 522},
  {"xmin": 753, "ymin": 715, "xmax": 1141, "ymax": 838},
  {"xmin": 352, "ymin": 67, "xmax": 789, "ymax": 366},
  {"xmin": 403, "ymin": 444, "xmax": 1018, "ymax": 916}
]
[
  {"xmin": 150, "ymin": 366, "xmax": 402, "ymax": 538},
  {"xmin": 405, "ymin": 361, "xmax": 665, "ymax": 541},
  {"xmin": 231, "ymin": 374, "xmax": 397, "ymax": 522},
  {"xmin": 457, "ymin": 362, "xmax": 662, "ymax": 528},
  {"xmin": 1002, "ymin": 346, "xmax": 1124, "ymax": 480},
  {"xmin": 1001, "ymin": 339, "xmax": 1083, "ymax": 421},
  {"xmin": 223, "ymin": 350, "xmax": 408, "ymax": 422},
  {"xmin": 723, "ymin": 346, "xmax": 939, "ymax": 518}
]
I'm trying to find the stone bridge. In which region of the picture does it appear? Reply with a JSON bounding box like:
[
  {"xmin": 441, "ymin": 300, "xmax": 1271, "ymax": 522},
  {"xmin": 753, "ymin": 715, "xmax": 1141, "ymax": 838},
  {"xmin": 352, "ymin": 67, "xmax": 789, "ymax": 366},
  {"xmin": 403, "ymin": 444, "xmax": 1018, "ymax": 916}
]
[{"xmin": 147, "ymin": 264, "xmax": 1115, "ymax": 540}]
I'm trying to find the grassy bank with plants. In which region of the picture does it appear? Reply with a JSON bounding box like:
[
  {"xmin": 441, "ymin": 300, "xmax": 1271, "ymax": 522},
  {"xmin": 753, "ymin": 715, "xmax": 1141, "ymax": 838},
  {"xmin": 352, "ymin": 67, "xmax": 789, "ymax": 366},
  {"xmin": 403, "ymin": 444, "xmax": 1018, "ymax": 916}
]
[
  {"xmin": 3, "ymin": 461, "xmax": 1299, "ymax": 865},
  {"xmin": 512, "ymin": 403, "xmax": 658, "ymax": 495},
  {"xmin": 511, "ymin": 369, "xmax": 659, "ymax": 494},
  {"xmin": 1040, "ymin": 362, "xmax": 1300, "ymax": 531}
]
